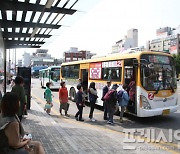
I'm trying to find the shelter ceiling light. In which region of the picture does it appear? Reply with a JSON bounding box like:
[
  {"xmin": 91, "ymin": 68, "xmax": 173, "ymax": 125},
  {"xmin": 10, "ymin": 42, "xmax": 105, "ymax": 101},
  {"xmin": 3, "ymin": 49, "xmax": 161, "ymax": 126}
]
[{"xmin": 45, "ymin": 0, "xmax": 55, "ymax": 8}]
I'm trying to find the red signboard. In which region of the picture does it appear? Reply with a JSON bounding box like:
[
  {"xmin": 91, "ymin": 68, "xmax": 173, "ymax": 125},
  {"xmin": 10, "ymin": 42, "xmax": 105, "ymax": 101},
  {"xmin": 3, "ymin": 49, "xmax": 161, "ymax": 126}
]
[{"xmin": 90, "ymin": 63, "xmax": 102, "ymax": 79}]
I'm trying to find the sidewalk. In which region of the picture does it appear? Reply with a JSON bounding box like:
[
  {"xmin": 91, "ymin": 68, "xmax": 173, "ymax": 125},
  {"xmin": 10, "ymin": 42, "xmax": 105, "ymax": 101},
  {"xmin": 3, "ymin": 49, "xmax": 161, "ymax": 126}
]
[{"xmin": 22, "ymin": 100, "xmax": 170, "ymax": 154}]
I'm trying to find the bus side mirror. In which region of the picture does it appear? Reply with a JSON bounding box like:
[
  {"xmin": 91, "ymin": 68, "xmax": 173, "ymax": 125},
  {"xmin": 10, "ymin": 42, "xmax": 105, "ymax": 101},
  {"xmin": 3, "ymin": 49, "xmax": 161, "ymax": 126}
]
[{"xmin": 50, "ymin": 72, "xmax": 54, "ymax": 78}]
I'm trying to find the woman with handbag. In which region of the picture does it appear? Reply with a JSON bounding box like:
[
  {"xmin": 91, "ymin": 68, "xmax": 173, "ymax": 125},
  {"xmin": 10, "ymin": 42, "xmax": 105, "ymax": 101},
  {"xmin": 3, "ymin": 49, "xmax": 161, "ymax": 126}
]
[{"xmin": 88, "ymin": 82, "xmax": 98, "ymax": 122}]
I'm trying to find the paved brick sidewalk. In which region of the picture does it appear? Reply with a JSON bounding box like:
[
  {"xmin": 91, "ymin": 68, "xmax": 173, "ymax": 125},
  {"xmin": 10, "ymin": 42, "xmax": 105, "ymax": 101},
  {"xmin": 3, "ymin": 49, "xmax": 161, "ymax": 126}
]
[{"xmin": 22, "ymin": 100, "xmax": 171, "ymax": 154}]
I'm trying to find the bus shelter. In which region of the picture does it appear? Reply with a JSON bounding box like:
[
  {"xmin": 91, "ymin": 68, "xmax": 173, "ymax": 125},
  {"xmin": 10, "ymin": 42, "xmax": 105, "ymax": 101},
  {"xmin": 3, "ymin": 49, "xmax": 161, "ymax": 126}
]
[{"xmin": 0, "ymin": 0, "xmax": 81, "ymax": 108}]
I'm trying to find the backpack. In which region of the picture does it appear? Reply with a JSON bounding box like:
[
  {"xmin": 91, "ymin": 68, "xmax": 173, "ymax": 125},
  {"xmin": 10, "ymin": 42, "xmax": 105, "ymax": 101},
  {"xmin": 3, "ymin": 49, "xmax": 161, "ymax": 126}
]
[
  {"xmin": 117, "ymin": 90, "xmax": 124, "ymax": 102},
  {"xmin": 103, "ymin": 89, "xmax": 115, "ymax": 101}
]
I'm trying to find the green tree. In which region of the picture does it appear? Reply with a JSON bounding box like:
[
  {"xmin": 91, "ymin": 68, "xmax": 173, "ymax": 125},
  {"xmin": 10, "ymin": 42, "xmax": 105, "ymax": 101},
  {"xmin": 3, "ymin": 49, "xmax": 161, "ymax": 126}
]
[{"xmin": 173, "ymin": 54, "xmax": 180, "ymax": 77}]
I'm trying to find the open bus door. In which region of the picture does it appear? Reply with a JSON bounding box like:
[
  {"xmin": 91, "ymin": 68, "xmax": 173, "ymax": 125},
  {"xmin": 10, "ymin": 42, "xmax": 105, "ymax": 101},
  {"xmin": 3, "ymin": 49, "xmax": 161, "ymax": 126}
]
[
  {"xmin": 81, "ymin": 69, "xmax": 88, "ymax": 91},
  {"xmin": 124, "ymin": 59, "xmax": 137, "ymax": 114},
  {"xmin": 80, "ymin": 64, "xmax": 89, "ymax": 101}
]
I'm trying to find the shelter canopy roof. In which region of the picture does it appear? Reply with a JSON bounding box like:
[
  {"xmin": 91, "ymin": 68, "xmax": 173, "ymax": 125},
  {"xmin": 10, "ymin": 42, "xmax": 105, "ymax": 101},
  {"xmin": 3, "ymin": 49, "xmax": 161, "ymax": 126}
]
[{"xmin": 0, "ymin": 0, "xmax": 79, "ymax": 49}]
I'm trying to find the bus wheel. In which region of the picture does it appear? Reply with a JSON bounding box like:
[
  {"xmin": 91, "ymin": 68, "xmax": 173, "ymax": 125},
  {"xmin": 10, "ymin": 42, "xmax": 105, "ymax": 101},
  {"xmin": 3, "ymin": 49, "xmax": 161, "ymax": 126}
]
[{"xmin": 70, "ymin": 88, "xmax": 76, "ymax": 102}]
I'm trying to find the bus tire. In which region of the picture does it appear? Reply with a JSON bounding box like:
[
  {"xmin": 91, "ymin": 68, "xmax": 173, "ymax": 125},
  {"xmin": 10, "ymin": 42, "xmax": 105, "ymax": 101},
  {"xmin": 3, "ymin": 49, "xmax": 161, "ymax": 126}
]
[{"xmin": 70, "ymin": 88, "xmax": 76, "ymax": 102}]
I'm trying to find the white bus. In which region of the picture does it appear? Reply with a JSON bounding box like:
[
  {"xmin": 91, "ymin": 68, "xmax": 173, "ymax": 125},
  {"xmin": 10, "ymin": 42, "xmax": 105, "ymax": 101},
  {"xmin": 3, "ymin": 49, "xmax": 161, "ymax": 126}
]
[
  {"xmin": 39, "ymin": 66, "xmax": 61, "ymax": 89},
  {"xmin": 60, "ymin": 51, "xmax": 178, "ymax": 117}
]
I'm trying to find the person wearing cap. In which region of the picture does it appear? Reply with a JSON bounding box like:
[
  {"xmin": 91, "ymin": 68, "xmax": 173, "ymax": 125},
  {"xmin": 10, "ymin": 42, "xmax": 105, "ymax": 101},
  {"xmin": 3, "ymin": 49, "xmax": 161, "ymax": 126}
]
[
  {"xmin": 106, "ymin": 84, "xmax": 118, "ymax": 124},
  {"xmin": 102, "ymin": 81, "xmax": 111, "ymax": 120}
]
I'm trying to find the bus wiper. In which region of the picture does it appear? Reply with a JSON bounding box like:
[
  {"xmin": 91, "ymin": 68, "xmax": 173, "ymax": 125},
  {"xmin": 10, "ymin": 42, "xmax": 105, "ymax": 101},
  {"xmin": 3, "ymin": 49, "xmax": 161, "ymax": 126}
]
[
  {"xmin": 166, "ymin": 79, "xmax": 174, "ymax": 93},
  {"xmin": 170, "ymin": 85, "xmax": 175, "ymax": 93},
  {"xmin": 154, "ymin": 86, "xmax": 160, "ymax": 94},
  {"xmin": 169, "ymin": 82, "xmax": 175, "ymax": 93}
]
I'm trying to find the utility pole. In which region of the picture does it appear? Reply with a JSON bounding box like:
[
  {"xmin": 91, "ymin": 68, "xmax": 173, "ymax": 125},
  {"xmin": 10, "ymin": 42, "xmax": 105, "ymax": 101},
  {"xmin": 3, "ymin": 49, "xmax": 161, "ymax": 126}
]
[
  {"xmin": 9, "ymin": 49, "xmax": 11, "ymax": 73},
  {"xmin": 3, "ymin": 48, "xmax": 6, "ymax": 94},
  {"xmin": 14, "ymin": 48, "xmax": 16, "ymax": 75}
]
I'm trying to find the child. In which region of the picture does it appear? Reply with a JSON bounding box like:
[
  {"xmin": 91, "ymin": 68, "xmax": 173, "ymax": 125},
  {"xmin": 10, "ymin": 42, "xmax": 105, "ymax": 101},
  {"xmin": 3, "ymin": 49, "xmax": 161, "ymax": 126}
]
[
  {"xmin": 44, "ymin": 102, "xmax": 52, "ymax": 114},
  {"xmin": 59, "ymin": 81, "xmax": 69, "ymax": 117},
  {"xmin": 75, "ymin": 84, "xmax": 84, "ymax": 121},
  {"xmin": 44, "ymin": 82, "xmax": 53, "ymax": 114}
]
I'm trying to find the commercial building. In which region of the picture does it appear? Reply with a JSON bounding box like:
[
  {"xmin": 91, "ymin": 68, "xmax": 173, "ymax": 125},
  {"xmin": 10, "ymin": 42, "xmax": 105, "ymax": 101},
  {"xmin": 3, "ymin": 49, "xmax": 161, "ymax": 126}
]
[
  {"xmin": 64, "ymin": 47, "xmax": 96, "ymax": 62},
  {"xmin": 147, "ymin": 26, "xmax": 180, "ymax": 54},
  {"xmin": 23, "ymin": 52, "xmax": 31, "ymax": 67},
  {"xmin": 17, "ymin": 59, "xmax": 22, "ymax": 67},
  {"xmin": 30, "ymin": 49, "xmax": 62, "ymax": 66},
  {"xmin": 112, "ymin": 29, "xmax": 138, "ymax": 53}
]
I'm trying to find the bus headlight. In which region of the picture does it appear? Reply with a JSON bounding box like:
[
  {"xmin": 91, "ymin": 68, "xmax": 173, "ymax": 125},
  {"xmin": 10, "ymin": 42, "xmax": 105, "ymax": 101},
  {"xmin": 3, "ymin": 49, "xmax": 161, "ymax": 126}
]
[{"xmin": 140, "ymin": 95, "xmax": 152, "ymax": 110}]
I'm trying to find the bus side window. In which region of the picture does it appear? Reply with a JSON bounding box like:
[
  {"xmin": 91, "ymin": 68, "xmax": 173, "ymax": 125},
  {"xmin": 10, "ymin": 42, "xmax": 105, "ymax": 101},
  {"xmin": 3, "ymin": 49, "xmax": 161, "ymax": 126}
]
[{"xmin": 102, "ymin": 67, "xmax": 121, "ymax": 81}]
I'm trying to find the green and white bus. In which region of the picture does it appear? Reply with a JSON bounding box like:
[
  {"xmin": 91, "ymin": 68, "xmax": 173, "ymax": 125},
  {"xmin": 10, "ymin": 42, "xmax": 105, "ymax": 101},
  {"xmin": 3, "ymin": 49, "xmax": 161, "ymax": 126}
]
[{"xmin": 39, "ymin": 66, "xmax": 61, "ymax": 89}]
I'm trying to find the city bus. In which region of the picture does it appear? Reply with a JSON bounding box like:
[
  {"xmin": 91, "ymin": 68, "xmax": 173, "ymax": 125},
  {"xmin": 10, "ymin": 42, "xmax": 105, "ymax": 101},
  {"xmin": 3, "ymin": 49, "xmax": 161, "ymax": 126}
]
[
  {"xmin": 60, "ymin": 51, "xmax": 178, "ymax": 117},
  {"xmin": 39, "ymin": 66, "xmax": 61, "ymax": 89},
  {"xmin": 31, "ymin": 66, "xmax": 48, "ymax": 78}
]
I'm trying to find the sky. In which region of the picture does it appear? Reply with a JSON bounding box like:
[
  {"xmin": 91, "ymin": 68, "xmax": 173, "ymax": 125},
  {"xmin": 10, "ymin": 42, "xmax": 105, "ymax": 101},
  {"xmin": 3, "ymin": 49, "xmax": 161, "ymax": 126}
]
[{"xmin": 14, "ymin": 0, "xmax": 180, "ymax": 60}]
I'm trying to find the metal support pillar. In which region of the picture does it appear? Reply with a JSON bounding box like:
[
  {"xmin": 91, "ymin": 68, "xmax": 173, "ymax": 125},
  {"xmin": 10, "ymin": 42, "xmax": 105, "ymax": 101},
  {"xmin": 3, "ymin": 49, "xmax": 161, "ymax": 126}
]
[{"xmin": 3, "ymin": 48, "xmax": 6, "ymax": 94}]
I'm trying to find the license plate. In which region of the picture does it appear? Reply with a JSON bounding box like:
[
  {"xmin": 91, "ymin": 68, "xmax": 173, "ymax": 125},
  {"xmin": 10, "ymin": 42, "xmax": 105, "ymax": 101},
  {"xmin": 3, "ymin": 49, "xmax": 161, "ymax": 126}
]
[{"xmin": 162, "ymin": 109, "xmax": 170, "ymax": 115}]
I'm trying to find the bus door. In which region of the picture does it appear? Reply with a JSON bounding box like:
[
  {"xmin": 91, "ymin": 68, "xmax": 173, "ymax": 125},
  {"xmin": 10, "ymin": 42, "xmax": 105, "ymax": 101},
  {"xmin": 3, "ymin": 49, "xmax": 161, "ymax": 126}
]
[
  {"xmin": 80, "ymin": 63, "xmax": 89, "ymax": 97},
  {"xmin": 81, "ymin": 69, "xmax": 88, "ymax": 91},
  {"xmin": 124, "ymin": 59, "xmax": 137, "ymax": 114}
]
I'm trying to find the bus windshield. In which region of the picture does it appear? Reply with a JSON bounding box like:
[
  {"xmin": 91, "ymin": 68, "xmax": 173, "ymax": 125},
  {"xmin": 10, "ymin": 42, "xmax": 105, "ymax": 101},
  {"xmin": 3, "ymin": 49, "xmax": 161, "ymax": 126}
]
[
  {"xmin": 51, "ymin": 68, "xmax": 60, "ymax": 82},
  {"xmin": 140, "ymin": 54, "xmax": 177, "ymax": 91}
]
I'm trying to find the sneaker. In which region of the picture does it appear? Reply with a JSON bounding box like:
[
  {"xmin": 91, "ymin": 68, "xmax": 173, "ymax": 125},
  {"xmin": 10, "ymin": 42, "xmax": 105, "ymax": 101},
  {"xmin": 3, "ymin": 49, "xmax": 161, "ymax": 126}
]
[
  {"xmin": 65, "ymin": 114, "xmax": 70, "ymax": 117},
  {"xmin": 120, "ymin": 119, "xmax": 123, "ymax": 123},
  {"xmin": 75, "ymin": 116, "xmax": 78, "ymax": 121},
  {"xmin": 90, "ymin": 118, "xmax": 96, "ymax": 122},
  {"xmin": 107, "ymin": 121, "xmax": 113, "ymax": 125},
  {"xmin": 79, "ymin": 119, "xmax": 84, "ymax": 122}
]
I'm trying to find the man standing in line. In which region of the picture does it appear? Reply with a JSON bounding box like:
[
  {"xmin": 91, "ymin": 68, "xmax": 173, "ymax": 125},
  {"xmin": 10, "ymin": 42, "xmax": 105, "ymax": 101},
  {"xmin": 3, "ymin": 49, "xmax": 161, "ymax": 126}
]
[{"xmin": 102, "ymin": 81, "xmax": 111, "ymax": 120}]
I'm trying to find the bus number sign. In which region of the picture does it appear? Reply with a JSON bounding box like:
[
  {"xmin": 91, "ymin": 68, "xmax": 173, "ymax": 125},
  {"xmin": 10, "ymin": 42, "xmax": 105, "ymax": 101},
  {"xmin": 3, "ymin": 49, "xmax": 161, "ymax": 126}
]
[
  {"xmin": 148, "ymin": 93, "xmax": 154, "ymax": 100},
  {"xmin": 102, "ymin": 60, "xmax": 122, "ymax": 68}
]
